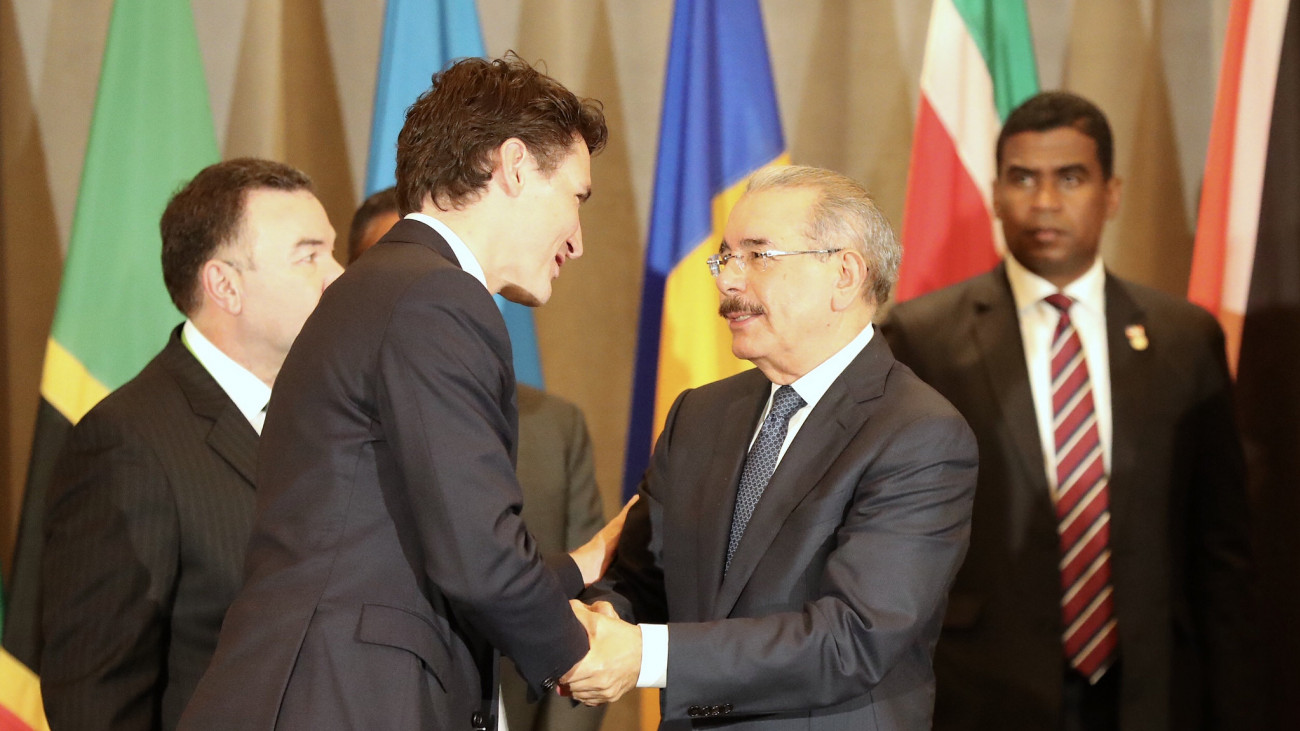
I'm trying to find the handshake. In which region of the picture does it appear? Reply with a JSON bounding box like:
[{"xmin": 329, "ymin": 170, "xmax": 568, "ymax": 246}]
[
  {"xmin": 557, "ymin": 600, "xmax": 642, "ymax": 706},
  {"xmin": 556, "ymin": 495, "xmax": 642, "ymax": 705}
]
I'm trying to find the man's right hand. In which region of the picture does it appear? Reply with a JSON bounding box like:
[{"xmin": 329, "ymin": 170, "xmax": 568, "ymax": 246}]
[{"xmin": 560, "ymin": 600, "xmax": 642, "ymax": 705}]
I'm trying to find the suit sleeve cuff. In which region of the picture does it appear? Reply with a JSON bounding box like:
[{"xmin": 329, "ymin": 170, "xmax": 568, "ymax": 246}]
[
  {"xmin": 544, "ymin": 552, "xmax": 584, "ymax": 597},
  {"xmin": 637, "ymin": 624, "xmax": 668, "ymax": 688}
]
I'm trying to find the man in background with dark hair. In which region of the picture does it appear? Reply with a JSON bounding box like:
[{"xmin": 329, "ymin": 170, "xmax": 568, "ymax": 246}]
[
  {"xmin": 882, "ymin": 91, "xmax": 1258, "ymax": 730},
  {"xmin": 184, "ymin": 55, "xmax": 619, "ymax": 730},
  {"xmin": 347, "ymin": 186, "xmax": 399, "ymax": 263},
  {"xmin": 39, "ymin": 158, "xmax": 342, "ymax": 731},
  {"xmin": 347, "ymin": 188, "xmax": 607, "ymax": 731}
]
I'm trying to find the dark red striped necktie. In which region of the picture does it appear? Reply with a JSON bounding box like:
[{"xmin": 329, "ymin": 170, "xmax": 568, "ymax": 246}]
[{"xmin": 1045, "ymin": 293, "xmax": 1117, "ymax": 682}]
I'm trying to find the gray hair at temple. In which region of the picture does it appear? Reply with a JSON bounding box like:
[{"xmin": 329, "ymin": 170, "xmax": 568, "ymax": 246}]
[{"xmin": 745, "ymin": 165, "xmax": 901, "ymax": 305}]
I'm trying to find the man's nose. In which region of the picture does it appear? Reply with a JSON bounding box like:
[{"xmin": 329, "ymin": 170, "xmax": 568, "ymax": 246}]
[
  {"xmin": 715, "ymin": 258, "xmax": 745, "ymax": 294},
  {"xmin": 1033, "ymin": 182, "xmax": 1062, "ymax": 209},
  {"xmin": 566, "ymin": 225, "xmax": 583, "ymax": 260}
]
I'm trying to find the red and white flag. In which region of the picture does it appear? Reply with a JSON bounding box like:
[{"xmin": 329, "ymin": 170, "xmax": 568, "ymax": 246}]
[{"xmin": 896, "ymin": 0, "xmax": 1038, "ymax": 302}]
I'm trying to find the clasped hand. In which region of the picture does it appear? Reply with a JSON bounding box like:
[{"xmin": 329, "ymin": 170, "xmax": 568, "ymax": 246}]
[{"xmin": 558, "ymin": 600, "xmax": 641, "ymax": 706}]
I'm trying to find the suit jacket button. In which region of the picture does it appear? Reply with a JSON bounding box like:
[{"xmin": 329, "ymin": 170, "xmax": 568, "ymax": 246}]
[
  {"xmin": 471, "ymin": 711, "xmax": 487, "ymax": 730},
  {"xmin": 688, "ymin": 705, "xmax": 702, "ymax": 717},
  {"xmin": 723, "ymin": 703, "xmax": 733, "ymax": 713},
  {"xmin": 542, "ymin": 677, "xmax": 557, "ymax": 690}
]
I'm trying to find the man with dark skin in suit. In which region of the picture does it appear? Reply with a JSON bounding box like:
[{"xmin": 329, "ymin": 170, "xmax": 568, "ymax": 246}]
[
  {"xmin": 882, "ymin": 91, "xmax": 1259, "ymax": 731},
  {"xmin": 39, "ymin": 158, "xmax": 343, "ymax": 731}
]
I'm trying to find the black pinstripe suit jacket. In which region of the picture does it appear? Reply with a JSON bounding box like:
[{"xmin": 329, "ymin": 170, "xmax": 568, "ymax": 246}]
[{"xmin": 40, "ymin": 326, "xmax": 259, "ymax": 731}]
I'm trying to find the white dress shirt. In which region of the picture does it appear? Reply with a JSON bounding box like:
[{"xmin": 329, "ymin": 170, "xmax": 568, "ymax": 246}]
[
  {"xmin": 182, "ymin": 320, "xmax": 271, "ymax": 434},
  {"xmin": 636, "ymin": 323, "xmax": 877, "ymax": 688},
  {"xmin": 1003, "ymin": 254, "xmax": 1112, "ymax": 491}
]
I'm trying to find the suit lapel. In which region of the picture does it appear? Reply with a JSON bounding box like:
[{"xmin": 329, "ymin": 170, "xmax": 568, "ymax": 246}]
[
  {"xmin": 712, "ymin": 337, "xmax": 892, "ymax": 619},
  {"xmin": 971, "ymin": 268, "xmax": 1052, "ymax": 500},
  {"xmin": 386, "ymin": 218, "xmax": 461, "ymax": 267},
  {"xmin": 1102, "ymin": 275, "xmax": 1151, "ymax": 532},
  {"xmin": 696, "ymin": 383, "xmax": 767, "ymax": 619},
  {"xmin": 161, "ymin": 328, "xmax": 260, "ymax": 486}
]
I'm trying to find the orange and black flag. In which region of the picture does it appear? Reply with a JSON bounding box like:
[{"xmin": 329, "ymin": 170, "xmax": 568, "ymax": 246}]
[{"xmin": 1189, "ymin": 0, "xmax": 1300, "ymax": 724}]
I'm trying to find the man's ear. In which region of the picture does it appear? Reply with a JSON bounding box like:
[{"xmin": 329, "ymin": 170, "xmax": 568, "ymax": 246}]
[
  {"xmin": 1105, "ymin": 175, "xmax": 1123, "ymax": 219},
  {"xmin": 832, "ymin": 249, "xmax": 870, "ymax": 311},
  {"xmin": 495, "ymin": 138, "xmax": 530, "ymax": 197},
  {"xmin": 200, "ymin": 259, "xmax": 243, "ymax": 316}
]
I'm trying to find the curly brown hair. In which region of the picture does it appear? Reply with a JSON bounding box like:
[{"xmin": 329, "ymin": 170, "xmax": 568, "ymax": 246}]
[{"xmin": 394, "ymin": 53, "xmax": 607, "ymax": 214}]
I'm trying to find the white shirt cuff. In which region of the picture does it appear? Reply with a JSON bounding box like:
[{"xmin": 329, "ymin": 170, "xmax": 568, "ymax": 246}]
[{"xmin": 636, "ymin": 623, "xmax": 668, "ymax": 688}]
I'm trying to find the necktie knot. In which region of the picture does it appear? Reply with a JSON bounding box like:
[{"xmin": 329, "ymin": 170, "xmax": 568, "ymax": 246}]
[
  {"xmin": 1045, "ymin": 293, "xmax": 1073, "ymax": 314},
  {"xmin": 768, "ymin": 385, "xmax": 806, "ymax": 424}
]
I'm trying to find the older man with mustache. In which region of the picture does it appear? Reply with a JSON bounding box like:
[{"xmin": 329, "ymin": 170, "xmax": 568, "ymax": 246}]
[{"xmin": 567, "ymin": 166, "xmax": 979, "ymax": 730}]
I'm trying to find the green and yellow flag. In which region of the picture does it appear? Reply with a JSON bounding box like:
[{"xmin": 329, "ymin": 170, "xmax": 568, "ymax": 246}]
[{"xmin": 1, "ymin": 3, "xmax": 219, "ymax": 723}]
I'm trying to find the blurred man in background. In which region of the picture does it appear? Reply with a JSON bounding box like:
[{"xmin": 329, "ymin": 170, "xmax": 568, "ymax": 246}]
[{"xmin": 882, "ymin": 91, "xmax": 1258, "ymax": 731}]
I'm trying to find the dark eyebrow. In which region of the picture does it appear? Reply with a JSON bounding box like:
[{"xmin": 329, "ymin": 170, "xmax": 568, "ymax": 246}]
[{"xmin": 1054, "ymin": 164, "xmax": 1091, "ymax": 177}]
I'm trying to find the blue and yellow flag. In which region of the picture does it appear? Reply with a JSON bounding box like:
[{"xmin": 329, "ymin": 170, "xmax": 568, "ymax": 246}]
[
  {"xmin": 364, "ymin": 0, "xmax": 544, "ymax": 388},
  {"xmin": 623, "ymin": 0, "xmax": 788, "ymax": 495}
]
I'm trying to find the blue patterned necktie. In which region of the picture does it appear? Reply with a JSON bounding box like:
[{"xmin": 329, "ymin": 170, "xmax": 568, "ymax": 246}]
[{"xmin": 726, "ymin": 385, "xmax": 807, "ymax": 572}]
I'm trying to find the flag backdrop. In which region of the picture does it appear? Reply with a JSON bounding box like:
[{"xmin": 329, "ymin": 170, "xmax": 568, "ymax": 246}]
[
  {"xmin": 0, "ymin": 648, "xmax": 47, "ymax": 731},
  {"xmin": 622, "ymin": 0, "xmax": 788, "ymax": 499},
  {"xmin": 895, "ymin": 0, "xmax": 1038, "ymax": 302},
  {"xmin": 0, "ymin": 1, "xmax": 219, "ymax": 726},
  {"xmin": 364, "ymin": 0, "xmax": 544, "ymax": 388},
  {"xmin": 0, "ymin": 578, "xmax": 43, "ymax": 731},
  {"xmin": 1190, "ymin": 0, "xmax": 1300, "ymax": 725}
]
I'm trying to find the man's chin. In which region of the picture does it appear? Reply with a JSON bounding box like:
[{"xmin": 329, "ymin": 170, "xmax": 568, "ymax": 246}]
[{"xmin": 499, "ymin": 283, "xmax": 545, "ymax": 307}]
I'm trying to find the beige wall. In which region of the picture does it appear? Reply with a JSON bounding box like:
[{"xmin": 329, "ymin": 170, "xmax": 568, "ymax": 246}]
[{"xmin": 0, "ymin": 0, "xmax": 1230, "ymax": 724}]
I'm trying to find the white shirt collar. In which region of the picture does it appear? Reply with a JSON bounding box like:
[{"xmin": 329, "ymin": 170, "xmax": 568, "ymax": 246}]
[
  {"xmin": 405, "ymin": 212, "xmax": 489, "ymax": 293},
  {"xmin": 1004, "ymin": 252, "xmax": 1106, "ymax": 316},
  {"xmin": 785, "ymin": 322, "xmax": 875, "ymax": 410},
  {"xmin": 748, "ymin": 322, "xmax": 875, "ymax": 457},
  {"xmin": 182, "ymin": 320, "xmax": 272, "ymax": 434}
]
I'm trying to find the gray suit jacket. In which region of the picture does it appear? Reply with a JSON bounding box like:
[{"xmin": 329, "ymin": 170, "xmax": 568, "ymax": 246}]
[
  {"xmin": 181, "ymin": 220, "xmax": 588, "ymax": 730},
  {"xmin": 881, "ymin": 265, "xmax": 1259, "ymax": 731},
  {"xmin": 595, "ymin": 334, "xmax": 977, "ymax": 729},
  {"xmin": 500, "ymin": 385, "xmax": 606, "ymax": 731},
  {"xmin": 40, "ymin": 327, "xmax": 259, "ymax": 731}
]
